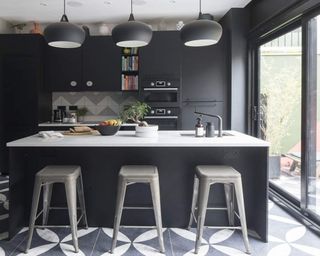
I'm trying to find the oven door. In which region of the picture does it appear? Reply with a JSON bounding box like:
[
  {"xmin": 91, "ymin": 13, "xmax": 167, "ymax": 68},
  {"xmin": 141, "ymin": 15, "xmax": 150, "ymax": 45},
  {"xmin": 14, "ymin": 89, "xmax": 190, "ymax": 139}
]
[
  {"xmin": 142, "ymin": 88, "xmax": 179, "ymax": 103},
  {"xmin": 144, "ymin": 116, "xmax": 178, "ymax": 130}
]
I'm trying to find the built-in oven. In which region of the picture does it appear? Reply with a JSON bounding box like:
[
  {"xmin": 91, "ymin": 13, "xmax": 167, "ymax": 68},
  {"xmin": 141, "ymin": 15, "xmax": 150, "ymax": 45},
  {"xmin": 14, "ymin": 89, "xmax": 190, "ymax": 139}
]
[
  {"xmin": 141, "ymin": 78, "xmax": 180, "ymax": 105},
  {"xmin": 144, "ymin": 107, "xmax": 180, "ymax": 130}
]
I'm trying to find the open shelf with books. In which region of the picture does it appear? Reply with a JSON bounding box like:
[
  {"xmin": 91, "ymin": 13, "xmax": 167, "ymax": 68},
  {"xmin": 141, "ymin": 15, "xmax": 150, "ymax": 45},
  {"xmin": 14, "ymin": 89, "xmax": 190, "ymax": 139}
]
[{"xmin": 121, "ymin": 48, "xmax": 139, "ymax": 91}]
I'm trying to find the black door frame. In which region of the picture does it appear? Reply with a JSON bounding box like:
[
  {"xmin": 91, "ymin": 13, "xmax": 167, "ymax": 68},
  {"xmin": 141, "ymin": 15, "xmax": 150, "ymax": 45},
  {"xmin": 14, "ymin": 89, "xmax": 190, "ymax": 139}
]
[{"xmin": 248, "ymin": 5, "xmax": 320, "ymax": 226}]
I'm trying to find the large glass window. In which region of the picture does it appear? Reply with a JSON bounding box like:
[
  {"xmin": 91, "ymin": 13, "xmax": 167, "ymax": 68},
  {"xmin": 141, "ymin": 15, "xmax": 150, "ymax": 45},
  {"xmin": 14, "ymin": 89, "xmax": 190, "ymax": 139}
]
[
  {"xmin": 259, "ymin": 27, "xmax": 302, "ymax": 200},
  {"xmin": 307, "ymin": 15, "xmax": 320, "ymax": 215}
]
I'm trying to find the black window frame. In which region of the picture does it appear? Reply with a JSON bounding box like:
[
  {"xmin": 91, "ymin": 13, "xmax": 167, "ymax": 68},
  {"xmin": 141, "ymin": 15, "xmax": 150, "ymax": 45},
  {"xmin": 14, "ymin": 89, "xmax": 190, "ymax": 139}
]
[{"xmin": 248, "ymin": 5, "xmax": 320, "ymax": 227}]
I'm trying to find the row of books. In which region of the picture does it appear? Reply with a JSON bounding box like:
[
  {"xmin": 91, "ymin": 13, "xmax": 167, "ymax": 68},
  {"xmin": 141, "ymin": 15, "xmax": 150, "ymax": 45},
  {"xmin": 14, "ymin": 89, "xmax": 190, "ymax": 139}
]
[
  {"xmin": 122, "ymin": 48, "xmax": 138, "ymax": 55},
  {"xmin": 121, "ymin": 75, "xmax": 138, "ymax": 91},
  {"xmin": 122, "ymin": 56, "xmax": 139, "ymax": 71}
]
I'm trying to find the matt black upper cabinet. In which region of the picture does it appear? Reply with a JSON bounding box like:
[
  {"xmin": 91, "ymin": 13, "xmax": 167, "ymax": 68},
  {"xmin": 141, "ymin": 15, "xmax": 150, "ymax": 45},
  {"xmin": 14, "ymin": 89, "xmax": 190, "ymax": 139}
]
[
  {"xmin": 45, "ymin": 36, "xmax": 121, "ymax": 92},
  {"xmin": 139, "ymin": 31, "xmax": 181, "ymax": 79},
  {"xmin": 45, "ymin": 44, "xmax": 82, "ymax": 91},
  {"xmin": 82, "ymin": 36, "xmax": 121, "ymax": 91}
]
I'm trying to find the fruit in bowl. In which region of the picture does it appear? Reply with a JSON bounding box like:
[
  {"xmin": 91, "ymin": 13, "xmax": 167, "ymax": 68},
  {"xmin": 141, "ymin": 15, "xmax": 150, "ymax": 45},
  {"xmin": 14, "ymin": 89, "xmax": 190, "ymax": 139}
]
[
  {"xmin": 99, "ymin": 119, "xmax": 122, "ymax": 126},
  {"xmin": 96, "ymin": 119, "xmax": 121, "ymax": 136}
]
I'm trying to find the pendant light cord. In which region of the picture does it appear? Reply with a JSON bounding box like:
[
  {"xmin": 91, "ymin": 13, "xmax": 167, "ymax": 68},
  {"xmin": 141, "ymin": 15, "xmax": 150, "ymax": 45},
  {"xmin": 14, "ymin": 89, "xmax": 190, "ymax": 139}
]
[
  {"xmin": 128, "ymin": 0, "xmax": 134, "ymax": 21},
  {"xmin": 60, "ymin": 0, "xmax": 69, "ymax": 22}
]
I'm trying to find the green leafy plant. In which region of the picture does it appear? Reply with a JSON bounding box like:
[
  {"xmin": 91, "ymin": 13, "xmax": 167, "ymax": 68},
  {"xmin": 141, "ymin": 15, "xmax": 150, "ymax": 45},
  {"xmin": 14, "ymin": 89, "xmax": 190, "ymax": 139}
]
[
  {"xmin": 259, "ymin": 55, "xmax": 301, "ymax": 155},
  {"xmin": 120, "ymin": 101, "xmax": 150, "ymax": 126},
  {"xmin": 76, "ymin": 107, "xmax": 88, "ymax": 117}
]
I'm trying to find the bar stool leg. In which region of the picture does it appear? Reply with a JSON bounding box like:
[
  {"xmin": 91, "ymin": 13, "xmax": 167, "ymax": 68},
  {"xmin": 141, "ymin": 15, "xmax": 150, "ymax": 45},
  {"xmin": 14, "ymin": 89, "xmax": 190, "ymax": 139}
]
[
  {"xmin": 77, "ymin": 174, "xmax": 88, "ymax": 229},
  {"xmin": 224, "ymin": 183, "xmax": 235, "ymax": 226},
  {"xmin": 111, "ymin": 177, "xmax": 127, "ymax": 254},
  {"xmin": 195, "ymin": 179, "xmax": 210, "ymax": 254},
  {"xmin": 150, "ymin": 178, "xmax": 165, "ymax": 253},
  {"xmin": 65, "ymin": 179, "xmax": 79, "ymax": 253},
  {"xmin": 42, "ymin": 183, "xmax": 53, "ymax": 227},
  {"xmin": 25, "ymin": 178, "xmax": 42, "ymax": 253},
  {"xmin": 187, "ymin": 176, "xmax": 199, "ymax": 230},
  {"xmin": 234, "ymin": 178, "xmax": 251, "ymax": 254}
]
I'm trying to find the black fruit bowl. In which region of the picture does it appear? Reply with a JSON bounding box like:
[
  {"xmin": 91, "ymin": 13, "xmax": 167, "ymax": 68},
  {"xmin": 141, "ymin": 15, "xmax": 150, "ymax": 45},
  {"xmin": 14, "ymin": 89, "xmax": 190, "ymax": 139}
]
[{"xmin": 95, "ymin": 125, "xmax": 120, "ymax": 136}]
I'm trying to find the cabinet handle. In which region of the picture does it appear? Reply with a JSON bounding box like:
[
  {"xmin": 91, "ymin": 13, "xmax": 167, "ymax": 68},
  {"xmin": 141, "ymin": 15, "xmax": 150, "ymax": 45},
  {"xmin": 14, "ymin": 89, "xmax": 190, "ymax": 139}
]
[
  {"xmin": 86, "ymin": 81, "xmax": 93, "ymax": 87},
  {"xmin": 70, "ymin": 81, "xmax": 77, "ymax": 87}
]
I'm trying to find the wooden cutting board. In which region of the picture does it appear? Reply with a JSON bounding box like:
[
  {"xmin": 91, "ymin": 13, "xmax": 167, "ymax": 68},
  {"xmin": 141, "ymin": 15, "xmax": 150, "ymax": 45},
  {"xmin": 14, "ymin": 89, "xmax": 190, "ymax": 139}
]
[{"xmin": 63, "ymin": 131, "xmax": 94, "ymax": 136}]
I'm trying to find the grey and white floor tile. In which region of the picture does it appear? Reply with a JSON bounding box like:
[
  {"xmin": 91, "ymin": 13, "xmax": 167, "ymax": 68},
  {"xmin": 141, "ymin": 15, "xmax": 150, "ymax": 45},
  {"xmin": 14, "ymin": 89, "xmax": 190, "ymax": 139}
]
[{"xmin": 0, "ymin": 200, "xmax": 319, "ymax": 255}]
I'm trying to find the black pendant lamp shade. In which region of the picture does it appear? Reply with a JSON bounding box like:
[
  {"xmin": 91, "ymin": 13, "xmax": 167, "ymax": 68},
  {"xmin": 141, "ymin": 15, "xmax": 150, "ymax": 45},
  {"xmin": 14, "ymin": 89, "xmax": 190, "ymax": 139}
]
[
  {"xmin": 112, "ymin": 1, "xmax": 152, "ymax": 47},
  {"xmin": 181, "ymin": 1, "xmax": 223, "ymax": 47},
  {"xmin": 44, "ymin": 1, "xmax": 85, "ymax": 48}
]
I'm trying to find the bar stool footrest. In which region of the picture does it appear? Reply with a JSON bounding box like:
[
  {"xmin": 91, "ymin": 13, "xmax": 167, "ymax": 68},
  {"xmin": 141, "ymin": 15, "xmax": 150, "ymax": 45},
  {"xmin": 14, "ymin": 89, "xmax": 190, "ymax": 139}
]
[
  {"xmin": 120, "ymin": 225, "xmax": 157, "ymax": 229},
  {"xmin": 123, "ymin": 206, "xmax": 153, "ymax": 210}
]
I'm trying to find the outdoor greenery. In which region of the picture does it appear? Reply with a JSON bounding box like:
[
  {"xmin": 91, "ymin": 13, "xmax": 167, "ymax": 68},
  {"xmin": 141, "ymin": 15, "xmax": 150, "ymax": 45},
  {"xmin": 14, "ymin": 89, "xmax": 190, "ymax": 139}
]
[
  {"xmin": 260, "ymin": 55, "xmax": 301, "ymax": 155},
  {"xmin": 120, "ymin": 101, "xmax": 150, "ymax": 126}
]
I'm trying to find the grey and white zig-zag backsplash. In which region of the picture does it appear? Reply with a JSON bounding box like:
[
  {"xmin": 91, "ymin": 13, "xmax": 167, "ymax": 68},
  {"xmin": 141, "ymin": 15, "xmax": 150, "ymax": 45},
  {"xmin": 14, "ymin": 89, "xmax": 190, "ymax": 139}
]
[{"xmin": 52, "ymin": 92, "xmax": 138, "ymax": 121}]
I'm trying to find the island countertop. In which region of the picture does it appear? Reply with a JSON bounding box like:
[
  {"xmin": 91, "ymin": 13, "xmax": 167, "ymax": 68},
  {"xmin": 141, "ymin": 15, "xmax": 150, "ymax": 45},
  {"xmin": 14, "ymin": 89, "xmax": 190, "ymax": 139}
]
[{"xmin": 7, "ymin": 130, "xmax": 269, "ymax": 147}]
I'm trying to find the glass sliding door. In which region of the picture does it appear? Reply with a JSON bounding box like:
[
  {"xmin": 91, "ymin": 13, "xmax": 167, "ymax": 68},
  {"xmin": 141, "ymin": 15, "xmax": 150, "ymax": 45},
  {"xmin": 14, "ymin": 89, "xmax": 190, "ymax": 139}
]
[
  {"xmin": 307, "ymin": 14, "xmax": 320, "ymax": 216},
  {"xmin": 259, "ymin": 27, "xmax": 302, "ymax": 200}
]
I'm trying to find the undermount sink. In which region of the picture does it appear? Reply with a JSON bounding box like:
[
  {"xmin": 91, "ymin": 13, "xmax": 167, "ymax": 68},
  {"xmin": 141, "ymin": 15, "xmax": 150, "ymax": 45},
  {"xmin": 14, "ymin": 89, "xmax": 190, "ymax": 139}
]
[{"xmin": 180, "ymin": 132, "xmax": 233, "ymax": 137}]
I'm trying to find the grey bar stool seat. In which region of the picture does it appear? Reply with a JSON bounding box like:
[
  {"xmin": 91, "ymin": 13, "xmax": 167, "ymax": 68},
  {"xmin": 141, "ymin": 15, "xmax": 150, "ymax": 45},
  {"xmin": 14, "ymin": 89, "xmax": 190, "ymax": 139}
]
[
  {"xmin": 187, "ymin": 165, "xmax": 251, "ymax": 254},
  {"xmin": 111, "ymin": 165, "xmax": 165, "ymax": 254},
  {"xmin": 25, "ymin": 165, "xmax": 88, "ymax": 253}
]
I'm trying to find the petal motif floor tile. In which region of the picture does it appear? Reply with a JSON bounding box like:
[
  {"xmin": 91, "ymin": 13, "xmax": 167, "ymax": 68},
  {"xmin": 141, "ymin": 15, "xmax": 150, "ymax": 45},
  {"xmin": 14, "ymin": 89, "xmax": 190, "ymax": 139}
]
[{"xmin": 0, "ymin": 201, "xmax": 318, "ymax": 255}]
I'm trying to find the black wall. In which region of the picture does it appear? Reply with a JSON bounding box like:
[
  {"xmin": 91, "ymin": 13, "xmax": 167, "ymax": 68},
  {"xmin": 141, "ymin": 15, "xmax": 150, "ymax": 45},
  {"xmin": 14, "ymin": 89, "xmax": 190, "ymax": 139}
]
[
  {"xmin": 247, "ymin": 0, "xmax": 302, "ymax": 29},
  {"xmin": 218, "ymin": 8, "xmax": 250, "ymax": 133}
]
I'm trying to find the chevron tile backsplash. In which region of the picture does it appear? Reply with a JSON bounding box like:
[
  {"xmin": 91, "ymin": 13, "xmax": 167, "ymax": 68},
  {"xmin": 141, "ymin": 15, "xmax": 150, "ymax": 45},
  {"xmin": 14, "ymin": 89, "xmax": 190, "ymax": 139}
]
[{"xmin": 52, "ymin": 92, "xmax": 138, "ymax": 121}]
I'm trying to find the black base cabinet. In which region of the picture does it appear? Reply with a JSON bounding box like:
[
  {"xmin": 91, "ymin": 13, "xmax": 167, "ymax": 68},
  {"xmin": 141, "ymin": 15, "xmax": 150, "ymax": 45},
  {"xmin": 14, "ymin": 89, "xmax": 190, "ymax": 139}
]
[
  {"xmin": 45, "ymin": 36, "xmax": 121, "ymax": 92},
  {"xmin": 0, "ymin": 34, "xmax": 52, "ymax": 174},
  {"xmin": 9, "ymin": 146, "xmax": 269, "ymax": 242}
]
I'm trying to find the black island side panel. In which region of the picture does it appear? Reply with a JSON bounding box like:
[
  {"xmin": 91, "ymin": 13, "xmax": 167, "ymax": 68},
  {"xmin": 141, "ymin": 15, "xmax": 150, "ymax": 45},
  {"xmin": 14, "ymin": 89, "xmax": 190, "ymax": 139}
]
[{"xmin": 9, "ymin": 146, "xmax": 268, "ymax": 241}]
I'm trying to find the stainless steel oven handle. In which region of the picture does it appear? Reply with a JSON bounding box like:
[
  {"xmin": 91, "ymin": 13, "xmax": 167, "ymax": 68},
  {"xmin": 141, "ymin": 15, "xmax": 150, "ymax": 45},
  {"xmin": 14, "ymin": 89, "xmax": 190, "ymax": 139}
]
[
  {"xmin": 143, "ymin": 88, "xmax": 178, "ymax": 91},
  {"xmin": 144, "ymin": 116, "xmax": 179, "ymax": 119}
]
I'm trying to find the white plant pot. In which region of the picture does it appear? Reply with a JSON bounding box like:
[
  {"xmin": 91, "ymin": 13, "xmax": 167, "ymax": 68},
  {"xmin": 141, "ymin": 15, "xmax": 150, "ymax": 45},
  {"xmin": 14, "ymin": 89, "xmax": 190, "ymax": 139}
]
[{"xmin": 135, "ymin": 125, "xmax": 159, "ymax": 138}]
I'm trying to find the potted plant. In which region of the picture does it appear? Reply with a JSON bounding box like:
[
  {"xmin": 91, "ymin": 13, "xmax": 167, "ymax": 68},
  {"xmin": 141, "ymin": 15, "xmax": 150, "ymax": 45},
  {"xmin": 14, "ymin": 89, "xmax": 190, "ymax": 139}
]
[
  {"xmin": 259, "ymin": 74, "xmax": 300, "ymax": 179},
  {"xmin": 76, "ymin": 107, "xmax": 88, "ymax": 122},
  {"xmin": 120, "ymin": 101, "xmax": 158, "ymax": 137}
]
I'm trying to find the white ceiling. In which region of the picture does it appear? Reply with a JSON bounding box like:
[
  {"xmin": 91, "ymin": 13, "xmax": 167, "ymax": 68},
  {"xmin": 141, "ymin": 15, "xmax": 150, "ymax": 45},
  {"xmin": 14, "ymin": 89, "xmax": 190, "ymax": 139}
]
[{"xmin": 0, "ymin": 0, "xmax": 252, "ymax": 24}]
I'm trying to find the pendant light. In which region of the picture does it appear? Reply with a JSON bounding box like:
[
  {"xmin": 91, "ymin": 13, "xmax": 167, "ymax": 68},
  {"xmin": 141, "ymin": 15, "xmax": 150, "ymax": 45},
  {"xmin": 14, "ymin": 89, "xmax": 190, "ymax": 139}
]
[
  {"xmin": 44, "ymin": 0, "xmax": 85, "ymax": 48},
  {"xmin": 180, "ymin": 0, "xmax": 223, "ymax": 47},
  {"xmin": 112, "ymin": 0, "xmax": 152, "ymax": 48}
]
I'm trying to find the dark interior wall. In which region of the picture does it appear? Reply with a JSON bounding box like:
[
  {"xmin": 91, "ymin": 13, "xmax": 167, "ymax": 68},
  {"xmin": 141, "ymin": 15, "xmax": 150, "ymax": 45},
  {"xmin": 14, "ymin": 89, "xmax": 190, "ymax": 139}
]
[
  {"xmin": 0, "ymin": 59, "xmax": 4, "ymax": 174},
  {"xmin": 220, "ymin": 8, "xmax": 250, "ymax": 133},
  {"xmin": 247, "ymin": 0, "xmax": 302, "ymax": 29}
]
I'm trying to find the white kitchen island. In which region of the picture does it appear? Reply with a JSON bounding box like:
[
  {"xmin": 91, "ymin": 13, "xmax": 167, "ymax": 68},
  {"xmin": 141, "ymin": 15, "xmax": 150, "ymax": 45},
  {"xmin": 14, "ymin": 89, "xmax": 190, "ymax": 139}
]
[{"xmin": 7, "ymin": 130, "xmax": 269, "ymax": 241}]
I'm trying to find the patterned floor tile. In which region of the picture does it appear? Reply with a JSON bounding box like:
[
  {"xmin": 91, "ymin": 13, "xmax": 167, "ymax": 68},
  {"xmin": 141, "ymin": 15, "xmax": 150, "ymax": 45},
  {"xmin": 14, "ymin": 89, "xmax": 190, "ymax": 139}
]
[
  {"xmin": 0, "ymin": 201, "xmax": 319, "ymax": 255},
  {"xmin": 92, "ymin": 227, "xmax": 173, "ymax": 256}
]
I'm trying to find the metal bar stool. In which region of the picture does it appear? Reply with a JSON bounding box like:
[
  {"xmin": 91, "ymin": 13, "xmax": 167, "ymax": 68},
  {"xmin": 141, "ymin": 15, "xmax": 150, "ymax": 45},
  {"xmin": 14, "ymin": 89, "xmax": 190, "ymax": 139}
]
[
  {"xmin": 187, "ymin": 165, "xmax": 251, "ymax": 254},
  {"xmin": 110, "ymin": 165, "xmax": 165, "ymax": 254},
  {"xmin": 25, "ymin": 165, "xmax": 88, "ymax": 253}
]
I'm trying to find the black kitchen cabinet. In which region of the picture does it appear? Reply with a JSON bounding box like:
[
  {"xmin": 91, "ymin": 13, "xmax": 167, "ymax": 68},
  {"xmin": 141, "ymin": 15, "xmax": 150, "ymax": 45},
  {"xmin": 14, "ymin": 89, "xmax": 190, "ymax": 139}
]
[
  {"xmin": 139, "ymin": 31, "xmax": 181, "ymax": 79},
  {"xmin": 45, "ymin": 36, "xmax": 121, "ymax": 92},
  {"xmin": 45, "ymin": 45, "xmax": 82, "ymax": 91},
  {"xmin": 0, "ymin": 34, "xmax": 51, "ymax": 173},
  {"xmin": 181, "ymin": 101, "xmax": 225, "ymax": 130},
  {"xmin": 181, "ymin": 36, "xmax": 228, "ymax": 130},
  {"xmin": 83, "ymin": 37, "xmax": 121, "ymax": 91}
]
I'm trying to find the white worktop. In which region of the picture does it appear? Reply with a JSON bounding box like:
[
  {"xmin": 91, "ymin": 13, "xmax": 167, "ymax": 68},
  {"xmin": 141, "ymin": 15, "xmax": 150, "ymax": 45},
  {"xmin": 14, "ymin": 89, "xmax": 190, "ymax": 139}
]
[
  {"xmin": 38, "ymin": 122, "xmax": 137, "ymax": 127},
  {"xmin": 7, "ymin": 130, "xmax": 270, "ymax": 148}
]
